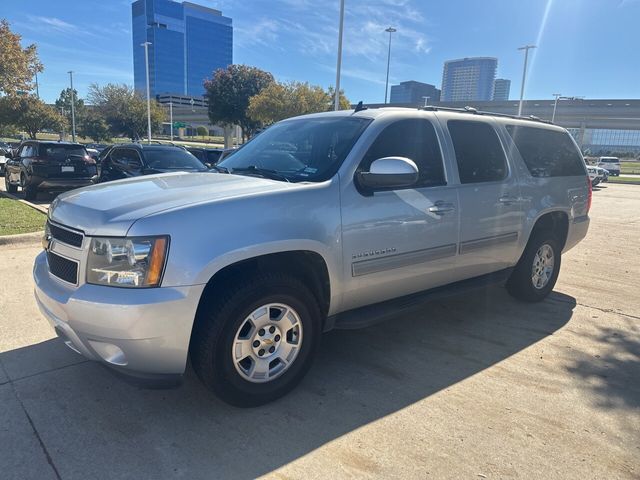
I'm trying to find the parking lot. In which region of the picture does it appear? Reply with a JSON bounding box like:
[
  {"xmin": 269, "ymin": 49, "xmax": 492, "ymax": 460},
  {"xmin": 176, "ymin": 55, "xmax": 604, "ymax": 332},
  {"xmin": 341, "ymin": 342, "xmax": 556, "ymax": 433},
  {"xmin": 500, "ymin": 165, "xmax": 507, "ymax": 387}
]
[{"xmin": 0, "ymin": 183, "xmax": 638, "ymax": 479}]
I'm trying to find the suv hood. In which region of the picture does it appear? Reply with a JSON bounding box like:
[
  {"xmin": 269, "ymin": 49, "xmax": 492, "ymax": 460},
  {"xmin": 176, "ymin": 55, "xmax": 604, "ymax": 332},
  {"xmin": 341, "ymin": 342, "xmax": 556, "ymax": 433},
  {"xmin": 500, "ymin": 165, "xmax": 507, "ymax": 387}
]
[{"xmin": 49, "ymin": 172, "xmax": 295, "ymax": 236}]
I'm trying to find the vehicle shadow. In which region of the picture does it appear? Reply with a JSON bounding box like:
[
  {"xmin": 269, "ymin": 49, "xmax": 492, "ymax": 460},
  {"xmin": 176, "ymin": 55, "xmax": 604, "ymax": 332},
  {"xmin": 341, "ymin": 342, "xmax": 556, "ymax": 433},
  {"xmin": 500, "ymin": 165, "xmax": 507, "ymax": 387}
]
[
  {"xmin": 2, "ymin": 287, "xmax": 577, "ymax": 479},
  {"xmin": 566, "ymin": 324, "xmax": 640, "ymax": 411}
]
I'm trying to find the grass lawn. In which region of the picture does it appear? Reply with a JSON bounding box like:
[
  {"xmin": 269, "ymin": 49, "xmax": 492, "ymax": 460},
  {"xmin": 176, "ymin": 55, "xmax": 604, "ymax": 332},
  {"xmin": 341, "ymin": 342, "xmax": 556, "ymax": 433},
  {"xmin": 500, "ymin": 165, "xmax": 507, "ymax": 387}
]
[
  {"xmin": 0, "ymin": 198, "xmax": 46, "ymax": 236},
  {"xmin": 607, "ymin": 176, "xmax": 640, "ymax": 185},
  {"xmin": 621, "ymin": 162, "xmax": 640, "ymax": 174}
]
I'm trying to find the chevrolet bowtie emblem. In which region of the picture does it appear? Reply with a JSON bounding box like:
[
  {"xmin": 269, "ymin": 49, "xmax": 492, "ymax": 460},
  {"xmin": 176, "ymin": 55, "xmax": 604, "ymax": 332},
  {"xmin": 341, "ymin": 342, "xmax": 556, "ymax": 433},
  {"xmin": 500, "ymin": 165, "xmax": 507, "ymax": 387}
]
[{"xmin": 263, "ymin": 338, "xmax": 274, "ymax": 345}]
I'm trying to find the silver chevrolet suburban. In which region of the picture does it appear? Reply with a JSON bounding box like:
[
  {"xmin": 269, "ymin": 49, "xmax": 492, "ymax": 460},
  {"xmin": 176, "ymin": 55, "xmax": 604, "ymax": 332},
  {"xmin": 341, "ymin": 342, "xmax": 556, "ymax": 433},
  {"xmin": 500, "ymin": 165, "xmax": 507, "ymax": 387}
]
[{"xmin": 34, "ymin": 107, "xmax": 591, "ymax": 406}]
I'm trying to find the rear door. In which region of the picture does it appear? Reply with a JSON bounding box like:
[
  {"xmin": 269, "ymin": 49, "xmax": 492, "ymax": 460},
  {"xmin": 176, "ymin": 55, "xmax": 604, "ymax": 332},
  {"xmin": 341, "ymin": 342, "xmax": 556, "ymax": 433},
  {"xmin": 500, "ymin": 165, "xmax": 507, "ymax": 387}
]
[{"xmin": 443, "ymin": 118, "xmax": 525, "ymax": 277}]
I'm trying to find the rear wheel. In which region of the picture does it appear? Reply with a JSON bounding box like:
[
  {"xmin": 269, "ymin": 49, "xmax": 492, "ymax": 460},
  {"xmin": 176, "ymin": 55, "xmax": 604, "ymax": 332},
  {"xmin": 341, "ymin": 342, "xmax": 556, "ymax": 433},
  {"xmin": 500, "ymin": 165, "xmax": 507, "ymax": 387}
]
[
  {"xmin": 20, "ymin": 174, "xmax": 37, "ymax": 201},
  {"xmin": 507, "ymin": 232, "xmax": 561, "ymax": 302},
  {"xmin": 190, "ymin": 271, "xmax": 321, "ymax": 407}
]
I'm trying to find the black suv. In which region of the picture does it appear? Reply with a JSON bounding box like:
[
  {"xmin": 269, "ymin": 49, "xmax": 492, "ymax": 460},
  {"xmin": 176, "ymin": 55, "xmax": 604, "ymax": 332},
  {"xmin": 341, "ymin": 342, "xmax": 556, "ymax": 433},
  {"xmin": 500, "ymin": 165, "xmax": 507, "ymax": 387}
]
[
  {"xmin": 98, "ymin": 144, "xmax": 208, "ymax": 183},
  {"xmin": 4, "ymin": 141, "xmax": 97, "ymax": 200}
]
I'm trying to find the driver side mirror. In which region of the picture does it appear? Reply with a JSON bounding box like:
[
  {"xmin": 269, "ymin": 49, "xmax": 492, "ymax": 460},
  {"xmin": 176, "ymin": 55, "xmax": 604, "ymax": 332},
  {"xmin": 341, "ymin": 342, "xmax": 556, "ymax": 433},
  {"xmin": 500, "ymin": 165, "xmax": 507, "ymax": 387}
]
[{"xmin": 356, "ymin": 157, "xmax": 419, "ymax": 192}]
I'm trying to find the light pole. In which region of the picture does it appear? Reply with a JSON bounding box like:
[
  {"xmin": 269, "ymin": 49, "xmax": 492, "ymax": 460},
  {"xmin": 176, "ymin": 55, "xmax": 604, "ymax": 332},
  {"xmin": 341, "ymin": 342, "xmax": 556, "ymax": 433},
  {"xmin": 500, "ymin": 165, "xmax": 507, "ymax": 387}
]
[
  {"xmin": 67, "ymin": 71, "xmax": 76, "ymax": 142},
  {"xmin": 517, "ymin": 44, "xmax": 536, "ymax": 116},
  {"xmin": 334, "ymin": 0, "xmax": 345, "ymax": 111},
  {"xmin": 384, "ymin": 27, "xmax": 397, "ymax": 104},
  {"xmin": 141, "ymin": 41, "xmax": 152, "ymax": 144},
  {"xmin": 422, "ymin": 96, "xmax": 430, "ymax": 107},
  {"xmin": 551, "ymin": 93, "xmax": 562, "ymax": 123},
  {"xmin": 169, "ymin": 101, "xmax": 174, "ymax": 141}
]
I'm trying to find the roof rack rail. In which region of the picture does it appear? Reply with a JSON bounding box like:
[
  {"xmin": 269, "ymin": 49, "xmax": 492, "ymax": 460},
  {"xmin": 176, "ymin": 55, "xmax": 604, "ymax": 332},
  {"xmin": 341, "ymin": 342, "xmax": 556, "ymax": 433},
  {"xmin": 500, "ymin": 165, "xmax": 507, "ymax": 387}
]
[{"xmin": 418, "ymin": 105, "xmax": 552, "ymax": 124}]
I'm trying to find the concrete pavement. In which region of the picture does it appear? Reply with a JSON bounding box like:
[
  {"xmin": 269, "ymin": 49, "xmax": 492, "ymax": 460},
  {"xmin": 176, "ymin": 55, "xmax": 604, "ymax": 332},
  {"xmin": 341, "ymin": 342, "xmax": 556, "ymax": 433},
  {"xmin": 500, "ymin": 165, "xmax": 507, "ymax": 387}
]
[{"xmin": 0, "ymin": 183, "xmax": 638, "ymax": 479}]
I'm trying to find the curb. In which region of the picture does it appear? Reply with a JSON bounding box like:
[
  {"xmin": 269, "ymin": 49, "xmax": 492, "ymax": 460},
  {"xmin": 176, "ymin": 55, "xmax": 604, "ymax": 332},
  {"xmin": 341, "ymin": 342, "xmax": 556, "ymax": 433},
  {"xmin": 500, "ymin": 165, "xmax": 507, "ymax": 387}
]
[
  {"xmin": 0, "ymin": 230, "xmax": 43, "ymax": 247},
  {"xmin": 0, "ymin": 190, "xmax": 49, "ymax": 214}
]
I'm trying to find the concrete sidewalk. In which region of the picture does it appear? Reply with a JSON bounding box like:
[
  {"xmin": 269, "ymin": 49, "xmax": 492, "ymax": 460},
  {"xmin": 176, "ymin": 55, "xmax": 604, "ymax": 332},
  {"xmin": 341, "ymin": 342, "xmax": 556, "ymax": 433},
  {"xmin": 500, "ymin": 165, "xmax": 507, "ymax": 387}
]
[{"xmin": 0, "ymin": 184, "xmax": 638, "ymax": 479}]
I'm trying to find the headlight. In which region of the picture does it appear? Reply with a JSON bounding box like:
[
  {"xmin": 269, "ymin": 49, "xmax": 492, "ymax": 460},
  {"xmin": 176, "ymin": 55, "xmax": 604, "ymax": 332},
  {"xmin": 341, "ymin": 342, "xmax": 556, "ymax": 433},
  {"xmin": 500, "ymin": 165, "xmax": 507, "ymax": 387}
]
[{"xmin": 86, "ymin": 236, "xmax": 169, "ymax": 288}]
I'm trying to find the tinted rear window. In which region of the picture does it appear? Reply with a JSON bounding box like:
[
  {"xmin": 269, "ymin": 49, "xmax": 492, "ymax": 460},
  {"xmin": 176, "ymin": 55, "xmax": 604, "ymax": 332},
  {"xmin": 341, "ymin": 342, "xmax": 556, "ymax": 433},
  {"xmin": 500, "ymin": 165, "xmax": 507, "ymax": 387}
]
[
  {"xmin": 40, "ymin": 144, "xmax": 86, "ymax": 159},
  {"xmin": 599, "ymin": 158, "xmax": 619, "ymax": 164},
  {"xmin": 143, "ymin": 148, "xmax": 206, "ymax": 170},
  {"xmin": 505, "ymin": 125, "xmax": 585, "ymax": 177}
]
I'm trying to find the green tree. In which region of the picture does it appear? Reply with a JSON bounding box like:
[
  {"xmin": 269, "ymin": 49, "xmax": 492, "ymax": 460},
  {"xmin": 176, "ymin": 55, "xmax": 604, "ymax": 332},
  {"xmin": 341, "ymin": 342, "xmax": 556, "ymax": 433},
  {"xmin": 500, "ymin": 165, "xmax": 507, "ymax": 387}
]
[
  {"xmin": 55, "ymin": 88, "xmax": 86, "ymax": 127},
  {"xmin": 78, "ymin": 111, "xmax": 111, "ymax": 143},
  {"xmin": 196, "ymin": 126, "xmax": 208, "ymax": 138},
  {"xmin": 0, "ymin": 20, "xmax": 43, "ymax": 96},
  {"xmin": 204, "ymin": 64, "xmax": 274, "ymax": 139},
  {"xmin": 87, "ymin": 83, "xmax": 164, "ymax": 140},
  {"xmin": 3, "ymin": 95, "xmax": 65, "ymax": 139},
  {"xmin": 248, "ymin": 81, "xmax": 350, "ymax": 125}
]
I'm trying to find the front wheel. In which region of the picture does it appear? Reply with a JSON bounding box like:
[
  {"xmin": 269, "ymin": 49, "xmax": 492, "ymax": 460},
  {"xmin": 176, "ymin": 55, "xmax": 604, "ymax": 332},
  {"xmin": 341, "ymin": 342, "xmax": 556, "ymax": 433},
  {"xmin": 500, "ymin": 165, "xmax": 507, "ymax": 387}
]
[
  {"xmin": 190, "ymin": 272, "xmax": 322, "ymax": 407},
  {"xmin": 5, "ymin": 172, "xmax": 18, "ymax": 193},
  {"xmin": 507, "ymin": 233, "xmax": 561, "ymax": 302}
]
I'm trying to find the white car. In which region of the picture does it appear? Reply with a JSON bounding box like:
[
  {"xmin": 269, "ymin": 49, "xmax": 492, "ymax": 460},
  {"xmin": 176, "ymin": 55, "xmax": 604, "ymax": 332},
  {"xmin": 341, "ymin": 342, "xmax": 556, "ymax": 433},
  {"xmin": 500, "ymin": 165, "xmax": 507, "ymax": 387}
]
[
  {"xmin": 598, "ymin": 156, "xmax": 620, "ymax": 176},
  {"xmin": 586, "ymin": 166, "xmax": 606, "ymax": 186}
]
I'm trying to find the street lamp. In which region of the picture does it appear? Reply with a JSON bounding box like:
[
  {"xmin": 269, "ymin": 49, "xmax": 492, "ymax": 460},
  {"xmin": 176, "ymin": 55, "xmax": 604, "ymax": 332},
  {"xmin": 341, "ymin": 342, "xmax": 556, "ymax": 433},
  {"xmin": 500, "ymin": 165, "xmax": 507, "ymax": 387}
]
[
  {"xmin": 422, "ymin": 96, "xmax": 430, "ymax": 107},
  {"xmin": 517, "ymin": 44, "xmax": 536, "ymax": 116},
  {"xmin": 141, "ymin": 41, "xmax": 152, "ymax": 144},
  {"xmin": 384, "ymin": 27, "xmax": 397, "ymax": 104},
  {"xmin": 168, "ymin": 101, "xmax": 174, "ymax": 141},
  {"xmin": 551, "ymin": 93, "xmax": 562, "ymax": 123},
  {"xmin": 551, "ymin": 95, "xmax": 584, "ymax": 124},
  {"xmin": 67, "ymin": 71, "xmax": 76, "ymax": 143},
  {"xmin": 334, "ymin": 0, "xmax": 345, "ymax": 111}
]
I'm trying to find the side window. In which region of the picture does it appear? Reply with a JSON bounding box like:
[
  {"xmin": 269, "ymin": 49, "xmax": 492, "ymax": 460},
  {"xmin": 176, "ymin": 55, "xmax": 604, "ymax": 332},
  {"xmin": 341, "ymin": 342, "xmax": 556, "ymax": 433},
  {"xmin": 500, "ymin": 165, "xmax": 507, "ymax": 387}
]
[
  {"xmin": 505, "ymin": 125, "xmax": 585, "ymax": 177},
  {"xmin": 111, "ymin": 149, "xmax": 142, "ymax": 170},
  {"xmin": 360, "ymin": 119, "xmax": 446, "ymax": 188},
  {"xmin": 448, "ymin": 120, "xmax": 507, "ymax": 184},
  {"xmin": 19, "ymin": 145, "xmax": 32, "ymax": 157}
]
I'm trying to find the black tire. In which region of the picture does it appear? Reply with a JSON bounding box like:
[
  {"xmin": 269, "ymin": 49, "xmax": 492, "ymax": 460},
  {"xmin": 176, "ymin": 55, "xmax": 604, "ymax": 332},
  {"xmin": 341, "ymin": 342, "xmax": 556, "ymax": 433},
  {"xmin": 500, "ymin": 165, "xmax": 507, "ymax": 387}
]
[
  {"xmin": 190, "ymin": 271, "xmax": 322, "ymax": 407},
  {"xmin": 23, "ymin": 183, "xmax": 37, "ymax": 201},
  {"xmin": 5, "ymin": 173, "xmax": 18, "ymax": 193},
  {"xmin": 506, "ymin": 232, "xmax": 561, "ymax": 302}
]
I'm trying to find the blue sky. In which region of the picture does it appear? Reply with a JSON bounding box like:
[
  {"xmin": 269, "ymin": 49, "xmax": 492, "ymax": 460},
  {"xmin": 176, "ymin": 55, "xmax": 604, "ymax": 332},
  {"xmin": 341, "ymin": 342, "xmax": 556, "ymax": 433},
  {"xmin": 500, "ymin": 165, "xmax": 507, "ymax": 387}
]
[{"xmin": 3, "ymin": 0, "xmax": 640, "ymax": 104}]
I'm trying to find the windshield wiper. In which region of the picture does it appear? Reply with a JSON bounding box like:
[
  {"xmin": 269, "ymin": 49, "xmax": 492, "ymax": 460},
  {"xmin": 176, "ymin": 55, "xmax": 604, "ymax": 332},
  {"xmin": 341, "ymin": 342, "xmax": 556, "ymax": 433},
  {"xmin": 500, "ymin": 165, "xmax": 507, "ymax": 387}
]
[
  {"xmin": 231, "ymin": 166, "xmax": 290, "ymax": 182},
  {"xmin": 211, "ymin": 164, "xmax": 230, "ymax": 173}
]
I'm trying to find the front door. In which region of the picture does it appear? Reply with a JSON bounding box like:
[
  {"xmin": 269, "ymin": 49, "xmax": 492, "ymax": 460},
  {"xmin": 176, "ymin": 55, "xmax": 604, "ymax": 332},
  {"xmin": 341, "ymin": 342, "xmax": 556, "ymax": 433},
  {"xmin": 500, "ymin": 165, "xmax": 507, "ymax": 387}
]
[
  {"xmin": 444, "ymin": 118, "xmax": 524, "ymax": 277},
  {"xmin": 340, "ymin": 117, "xmax": 461, "ymax": 312}
]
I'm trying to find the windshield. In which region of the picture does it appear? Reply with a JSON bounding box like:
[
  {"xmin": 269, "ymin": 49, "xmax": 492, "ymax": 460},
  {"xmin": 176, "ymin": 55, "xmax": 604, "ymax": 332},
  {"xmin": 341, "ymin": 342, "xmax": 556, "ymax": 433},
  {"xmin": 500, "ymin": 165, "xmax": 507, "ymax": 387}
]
[
  {"xmin": 218, "ymin": 116, "xmax": 371, "ymax": 182},
  {"xmin": 41, "ymin": 144, "xmax": 86, "ymax": 159},
  {"xmin": 143, "ymin": 148, "xmax": 207, "ymax": 170},
  {"xmin": 600, "ymin": 158, "xmax": 619, "ymax": 163}
]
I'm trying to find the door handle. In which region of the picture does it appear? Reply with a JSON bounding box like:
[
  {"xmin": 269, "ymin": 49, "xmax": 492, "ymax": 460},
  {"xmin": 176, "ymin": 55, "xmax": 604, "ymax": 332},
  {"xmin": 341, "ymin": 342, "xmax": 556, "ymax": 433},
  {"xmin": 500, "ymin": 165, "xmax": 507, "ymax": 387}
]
[
  {"xmin": 499, "ymin": 196, "xmax": 519, "ymax": 205},
  {"xmin": 428, "ymin": 201, "xmax": 455, "ymax": 216}
]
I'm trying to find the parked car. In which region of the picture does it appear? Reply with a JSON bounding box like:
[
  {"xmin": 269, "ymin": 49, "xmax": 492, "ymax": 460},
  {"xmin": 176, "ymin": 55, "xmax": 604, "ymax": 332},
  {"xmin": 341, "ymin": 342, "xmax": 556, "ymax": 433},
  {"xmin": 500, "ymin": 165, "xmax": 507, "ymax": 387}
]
[
  {"xmin": 98, "ymin": 144, "xmax": 208, "ymax": 183},
  {"xmin": 186, "ymin": 147, "xmax": 225, "ymax": 166},
  {"xmin": 0, "ymin": 142, "xmax": 10, "ymax": 174},
  {"xmin": 4, "ymin": 141, "xmax": 97, "ymax": 200},
  {"xmin": 35, "ymin": 107, "xmax": 590, "ymax": 406},
  {"xmin": 597, "ymin": 156, "xmax": 620, "ymax": 176},
  {"xmin": 586, "ymin": 166, "xmax": 607, "ymax": 186}
]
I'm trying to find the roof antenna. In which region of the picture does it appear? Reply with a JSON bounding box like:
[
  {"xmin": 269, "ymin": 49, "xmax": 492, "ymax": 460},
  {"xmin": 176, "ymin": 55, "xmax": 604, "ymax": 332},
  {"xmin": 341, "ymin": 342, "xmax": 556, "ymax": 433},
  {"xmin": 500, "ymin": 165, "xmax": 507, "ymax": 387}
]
[{"xmin": 353, "ymin": 101, "xmax": 368, "ymax": 113}]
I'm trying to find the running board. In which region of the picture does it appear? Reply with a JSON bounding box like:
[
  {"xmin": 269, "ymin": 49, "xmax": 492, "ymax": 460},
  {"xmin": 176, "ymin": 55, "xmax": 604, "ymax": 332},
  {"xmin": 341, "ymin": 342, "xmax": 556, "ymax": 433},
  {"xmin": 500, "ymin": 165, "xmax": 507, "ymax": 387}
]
[{"xmin": 326, "ymin": 268, "xmax": 513, "ymax": 331}]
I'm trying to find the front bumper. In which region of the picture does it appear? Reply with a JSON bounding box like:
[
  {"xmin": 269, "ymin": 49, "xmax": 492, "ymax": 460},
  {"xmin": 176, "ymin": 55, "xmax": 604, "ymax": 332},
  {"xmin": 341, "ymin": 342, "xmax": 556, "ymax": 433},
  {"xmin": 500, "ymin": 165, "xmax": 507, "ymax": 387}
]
[{"xmin": 33, "ymin": 251, "xmax": 205, "ymax": 380}]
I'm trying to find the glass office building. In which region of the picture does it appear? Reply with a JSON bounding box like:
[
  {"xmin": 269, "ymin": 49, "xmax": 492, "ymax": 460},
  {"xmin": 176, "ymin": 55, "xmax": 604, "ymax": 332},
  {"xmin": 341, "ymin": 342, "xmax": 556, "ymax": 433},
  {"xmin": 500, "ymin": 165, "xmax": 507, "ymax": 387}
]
[
  {"xmin": 568, "ymin": 128, "xmax": 640, "ymax": 154},
  {"xmin": 441, "ymin": 57, "xmax": 497, "ymax": 102},
  {"xmin": 132, "ymin": 0, "xmax": 232, "ymax": 98},
  {"xmin": 389, "ymin": 81, "xmax": 441, "ymax": 104},
  {"xmin": 492, "ymin": 78, "xmax": 511, "ymax": 101}
]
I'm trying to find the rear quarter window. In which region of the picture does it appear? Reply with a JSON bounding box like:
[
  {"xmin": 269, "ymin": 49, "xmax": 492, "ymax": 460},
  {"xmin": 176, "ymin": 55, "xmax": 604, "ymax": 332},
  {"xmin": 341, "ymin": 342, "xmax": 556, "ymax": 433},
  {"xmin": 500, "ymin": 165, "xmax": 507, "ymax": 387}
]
[{"xmin": 505, "ymin": 125, "xmax": 585, "ymax": 177}]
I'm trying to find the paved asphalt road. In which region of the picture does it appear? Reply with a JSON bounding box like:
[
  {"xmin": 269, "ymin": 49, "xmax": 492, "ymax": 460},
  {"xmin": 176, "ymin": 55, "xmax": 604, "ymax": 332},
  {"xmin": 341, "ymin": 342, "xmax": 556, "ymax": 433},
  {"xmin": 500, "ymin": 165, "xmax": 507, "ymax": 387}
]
[{"xmin": 0, "ymin": 183, "xmax": 638, "ymax": 479}]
